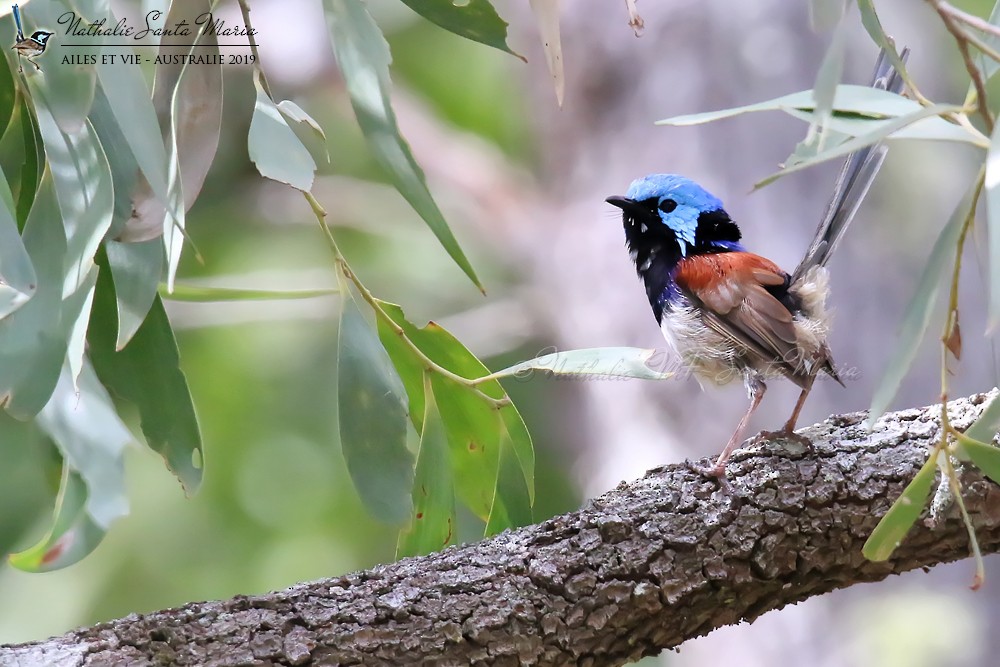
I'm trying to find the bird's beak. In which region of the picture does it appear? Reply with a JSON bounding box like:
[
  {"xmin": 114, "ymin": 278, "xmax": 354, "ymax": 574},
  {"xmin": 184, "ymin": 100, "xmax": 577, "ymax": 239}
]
[{"xmin": 605, "ymin": 196, "xmax": 640, "ymax": 214}]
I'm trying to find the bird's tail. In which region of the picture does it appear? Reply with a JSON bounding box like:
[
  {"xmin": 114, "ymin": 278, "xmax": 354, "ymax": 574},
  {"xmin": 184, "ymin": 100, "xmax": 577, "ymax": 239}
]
[
  {"xmin": 12, "ymin": 4, "xmax": 24, "ymax": 43},
  {"xmin": 791, "ymin": 47, "xmax": 908, "ymax": 285}
]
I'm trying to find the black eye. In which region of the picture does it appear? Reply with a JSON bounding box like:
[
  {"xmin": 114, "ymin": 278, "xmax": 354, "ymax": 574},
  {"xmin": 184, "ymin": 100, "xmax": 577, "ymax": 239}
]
[{"xmin": 658, "ymin": 199, "xmax": 677, "ymax": 213}]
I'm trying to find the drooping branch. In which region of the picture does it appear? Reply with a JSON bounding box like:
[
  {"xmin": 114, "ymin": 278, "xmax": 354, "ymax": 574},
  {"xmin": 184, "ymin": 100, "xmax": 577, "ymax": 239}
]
[{"xmin": 5, "ymin": 392, "xmax": 1000, "ymax": 667}]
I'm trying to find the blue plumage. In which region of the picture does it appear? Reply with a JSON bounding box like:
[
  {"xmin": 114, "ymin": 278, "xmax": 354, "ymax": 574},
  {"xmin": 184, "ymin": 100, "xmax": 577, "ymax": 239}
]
[
  {"xmin": 12, "ymin": 4, "xmax": 24, "ymax": 42},
  {"xmin": 624, "ymin": 174, "xmax": 725, "ymax": 255}
]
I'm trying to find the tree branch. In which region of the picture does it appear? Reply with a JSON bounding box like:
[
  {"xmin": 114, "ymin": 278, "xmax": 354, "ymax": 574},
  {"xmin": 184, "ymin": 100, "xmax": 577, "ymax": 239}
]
[{"xmin": 5, "ymin": 392, "xmax": 1000, "ymax": 666}]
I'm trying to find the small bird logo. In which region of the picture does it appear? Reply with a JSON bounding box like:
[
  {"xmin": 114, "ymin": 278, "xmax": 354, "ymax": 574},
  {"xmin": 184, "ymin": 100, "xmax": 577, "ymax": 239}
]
[{"xmin": 10, "ymin": 4, "xmax": 52, "ymax": 73}]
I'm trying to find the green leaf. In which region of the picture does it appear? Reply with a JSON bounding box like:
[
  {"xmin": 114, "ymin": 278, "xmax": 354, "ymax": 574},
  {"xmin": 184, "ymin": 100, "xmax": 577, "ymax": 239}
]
[
  {"xmin": 88, "ymin": 263, "xmax": 203, "ymax": 495},
  {"xmin": 96, "ymin": 46, "xmax": 170, "ymax": 215},
  {"xmin": 756, "ymin": 104, "xmax": 966, "ymax": 189},
  {"xmin": 429, "ymin": 374, "xmax": 503, "ymax": 521},
  {"xmin": 397, "ymin": 374, "xmax": 456, "ymax": 557},
  {"xmin": 397, "ymin": 0, "xmax": 523, "ymax": 60},
  {"xmin": 324, "ymin": 0, "xmax": 483, "ymax": 292},
  {"xmin": 374, "ymin": 300, "xmax": 534, "ymax": 514},
  {"xmin": 987, "ymin": 121, "xmax": 1000, "ymax": 331},
  {"xmin": 866, "ymin": 170, "xmax": 984, "ymax": 426},
  {"xmin": 27, "ymin": 82, "xmax": 115, "ymax": 295},
  {"xmin": 8, "ymin": 466, "xmax": 107, "ymax": 572},
  {"xmin": 807, "ymin": 9, "xmax": 848, "ymax": 150},
  {"xmin": 0, "ymin": 170, "xmax": 69, "ymax": 417},
  {"xmin": 105, "ymin": 239, "xmax": 163, "ymax": 350},
  {"xmin": 857, "ymin": 0, "xmax": 913, "ymax": 88},
  {"xmin": 277, "ymin": 99, "xmax": 330, "ymax": 165},
  {"xmin": 248, "ymin": 70, "xmax": 316, "ymax": 191},
  {"xmin": 0, "ymin": 160, "xmax": 35, "ymax": 320},
  {"xmin": 863, "ymin": 452, "xmax": 937, "ymax": 561},
  {"xmin": 485, "ymin": 424, "xmax": 533, "ymax": 533},
  {"xmin": 337, "ymin": 297, "xmax": 414, "ymax": 524},
  {"xmin": 657, "ymin": 85, "xmax": 928, "ymax": 127},
  {"xmin": 783, "ymin": 108, "xmax": 980, "ymax": 144},
  {"xmin": 967, "ymin": 394, "xmax": 1000, "ymax": 445},
  {"xmin": 161, "ymin": 283, "xmax": 337, "ymax": 302},
  {"xmin": 37, "ymin": 360, "xmax": 131, "ymax": 530},
  {"xmin": 0, "ymin": 96, "xmax": 36, "ymax": 227},
  {"xmin": 486, "ymin": 347, "xmax": 674, "ymax": 381},
  {"xmin": 88, "ymin": 84, "xmax": 141, "ymax": 243},
  {"xmin": 960, "ymin": 437, "xmax": 1000, "ymax": 486},
  {"xmin": 144, "ymin": 0, "xmax": 222, "ymax": 290}
]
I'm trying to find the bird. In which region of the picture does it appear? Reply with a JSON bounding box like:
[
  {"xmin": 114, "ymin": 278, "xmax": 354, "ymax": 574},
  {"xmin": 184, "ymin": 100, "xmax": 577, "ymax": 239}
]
[
  {"xmin": 605, "ymin": 49, "xmax": 906, "ymax": 478},
  {"xmin": 12, "ymin": 30, "xmax": 53, "ymax": 73}
]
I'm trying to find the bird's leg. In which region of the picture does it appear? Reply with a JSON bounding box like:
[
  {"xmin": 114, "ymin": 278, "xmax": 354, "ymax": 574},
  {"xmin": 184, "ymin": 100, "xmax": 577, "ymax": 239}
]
[
  {"xmin": 693, "ymin": 376, "xmax": 766, "ymax": 479},
  {"xmin": 758, "ymin": 372, "xmax": 817, "ymax": 447}
]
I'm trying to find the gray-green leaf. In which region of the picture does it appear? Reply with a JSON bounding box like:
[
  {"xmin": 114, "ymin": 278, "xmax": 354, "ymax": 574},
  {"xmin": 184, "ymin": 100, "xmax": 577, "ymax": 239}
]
[
  {"xmin": 337, "ymin": 297, "xmax": 414, "ymax": 524},
  {"xmin": 324, "ymin": 0, "xmax": 483, "ymax": 291}
]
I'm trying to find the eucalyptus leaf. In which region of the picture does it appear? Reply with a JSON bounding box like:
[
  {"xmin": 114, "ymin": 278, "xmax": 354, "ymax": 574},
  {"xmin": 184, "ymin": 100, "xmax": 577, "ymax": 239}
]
[
  {"xmin": 965, "ymin": 392, "xmax": 1000, "ymax": 445},
  {"xmin": 397, "ymin": 0, "xmax": 523, "ymax": 59},
  {"xmin": 105, "ymin": 239, "xmax": 163, "ymax": 350},
  {"xmin": 807, "ymin": 10, "xmax": 848, "ymax": 150},
  {"xmin": 161, "ymin": 283, "xmax": 337, "ymax": 302},
  {"xmin": 866, "ymin": 170, "xmax": 984, "ymax": 427},
  {"xmin": 658, "ymin": 86, "xmax": 927, "ymax": 127},
  {"xmin": 0, "ymin": 170, "xmax": 67, "ymax": 418},
  {"xmin": 248, "ymin": 71, "xmax": 316, "ymax": 191},
  {"xmin": 88, "ymin": 263, "xmax": 203, "ymax": 495},
  {"xmin": 36, "ymin": 361, "xmax": 131, "ymax": 530},
  {"xmin": 863, "ymin": 453, "xmax": 937, "ymax": 561},
  {"xmin": 0, "ymin": 159, "xmax": 35, "ymax": 320},
  {"xmin": 337, "ymin": 297, "xmax": 414, "ymax": 524},
  {"xmin": 27, "ymin": 82, "xmax": 114, "ymax": 296},
  {"xmin": 961, "ymin": 437, "xmax": 1000, "ymax": 487},
  {"xmin": 324, "ymin": 0, "xmax": 483, "ymax": 291},
  {"xmin": 783, "ymin": 108, "xmax": 980, "ymax": 144},
  {"xmin": 96, "ymin": 46, "xmax": 170, "ymax": 213},
  {"xmin": 857, "ymin": 0, "xmax": 912, "ymax": 89},
  {"xmin": 8, "ymin": 466, "xmax": 107, "ymax": 572},
  {"xmin": 277, "ymin": 99, "xmax": 330, "ymax": 165},
  {"xmin": 397, "ymin": 375, "xmax": 456, "ymax": 558},
  {"xmin": 486, "ymin": 347, "xmax": 674, "ymax": 381},
  {"xmin": 758, "ymin": 104, "xmax": 966, "ymax": 189},
  {"xmin": 374, "ymin": 299, "xmax": 535, "ymax": 514}
]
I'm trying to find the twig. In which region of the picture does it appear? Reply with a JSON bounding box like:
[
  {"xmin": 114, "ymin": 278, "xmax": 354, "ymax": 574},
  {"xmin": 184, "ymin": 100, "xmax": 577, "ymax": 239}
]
[
  {"xmin": 932, "ymin": 1, "xmax": 995, "ymax": 133},
  {"xmin": 237, "ymin": 0, "xmax": 272, "ymax": 99},
  {"xmin": 938, "ymin": 1, "xmax": 1000, "ymax": 42}
]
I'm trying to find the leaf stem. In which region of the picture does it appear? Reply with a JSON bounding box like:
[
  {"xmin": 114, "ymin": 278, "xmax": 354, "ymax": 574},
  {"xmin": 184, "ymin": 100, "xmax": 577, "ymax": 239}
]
[{"xmin": 237, "ymin": 0, "xmax": 272, "ymax": 99}]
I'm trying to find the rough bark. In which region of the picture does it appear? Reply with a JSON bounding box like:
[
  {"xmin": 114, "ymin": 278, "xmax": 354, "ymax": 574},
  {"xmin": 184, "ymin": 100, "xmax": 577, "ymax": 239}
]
[{"xmin": 5, "ymin": 392, "xmax": 1000, "ymax": 667}]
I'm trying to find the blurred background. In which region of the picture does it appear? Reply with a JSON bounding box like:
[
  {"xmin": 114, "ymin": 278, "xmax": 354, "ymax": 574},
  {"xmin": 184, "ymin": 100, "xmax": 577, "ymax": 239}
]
[{"xmin": 1, "ymin": 0, "xmax": 999, "ymax": 664}]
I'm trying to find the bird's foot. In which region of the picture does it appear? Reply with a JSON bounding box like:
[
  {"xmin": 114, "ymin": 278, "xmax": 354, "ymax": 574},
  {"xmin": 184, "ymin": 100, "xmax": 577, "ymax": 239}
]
[{"xmin": 684, "ymin": 459, "xmax": 736, "ymax": 496}]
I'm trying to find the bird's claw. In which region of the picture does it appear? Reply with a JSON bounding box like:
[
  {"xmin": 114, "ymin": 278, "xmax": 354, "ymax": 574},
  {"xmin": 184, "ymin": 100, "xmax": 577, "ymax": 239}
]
[{"xmin": 684, "ymin": 459, "xmax": 737, "ymax": 496}]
